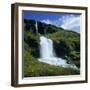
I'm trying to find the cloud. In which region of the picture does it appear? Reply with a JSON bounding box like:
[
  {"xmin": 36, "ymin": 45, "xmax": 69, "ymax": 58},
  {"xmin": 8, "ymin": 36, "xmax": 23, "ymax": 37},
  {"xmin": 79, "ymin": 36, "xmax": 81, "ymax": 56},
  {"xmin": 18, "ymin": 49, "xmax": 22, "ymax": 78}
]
[
  {"xmin": 41, "ymin": 14, "xmax": 81, "ymax": 33},
  {"xmin": 41, "ymin": 19, "xmax": 53, "ymax": 25},
  {"xmin": 41, "ymin": 19, "xmax": 61, "ymax": 27},
  {"xmin": 61, "ymin": 15, "xmax": 81, "ymax": 33}
]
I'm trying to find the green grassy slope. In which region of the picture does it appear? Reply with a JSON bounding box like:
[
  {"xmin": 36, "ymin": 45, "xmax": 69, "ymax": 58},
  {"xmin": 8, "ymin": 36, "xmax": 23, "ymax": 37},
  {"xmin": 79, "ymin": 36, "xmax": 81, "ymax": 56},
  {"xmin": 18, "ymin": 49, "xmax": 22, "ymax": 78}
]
[{"xmin": 24, "ymin": 19, "xmax": 80, "ymax": 77}]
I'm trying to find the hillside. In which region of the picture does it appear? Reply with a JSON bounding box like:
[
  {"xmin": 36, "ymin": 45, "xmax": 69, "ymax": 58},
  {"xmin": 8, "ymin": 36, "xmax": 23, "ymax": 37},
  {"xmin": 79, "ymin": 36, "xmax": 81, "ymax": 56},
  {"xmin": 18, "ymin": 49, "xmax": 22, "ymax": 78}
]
[{"xmin": 24, "ymin": 19, "xmax": 80, "ymax": 77}]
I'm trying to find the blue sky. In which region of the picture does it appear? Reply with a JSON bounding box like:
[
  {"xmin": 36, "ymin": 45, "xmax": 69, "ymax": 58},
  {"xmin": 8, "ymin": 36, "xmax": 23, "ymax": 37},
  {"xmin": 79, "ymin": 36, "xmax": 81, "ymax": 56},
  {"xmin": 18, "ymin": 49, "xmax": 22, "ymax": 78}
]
[{"xmin": 23, "ymin": 10, "xmax": 81, "ymax": 33}]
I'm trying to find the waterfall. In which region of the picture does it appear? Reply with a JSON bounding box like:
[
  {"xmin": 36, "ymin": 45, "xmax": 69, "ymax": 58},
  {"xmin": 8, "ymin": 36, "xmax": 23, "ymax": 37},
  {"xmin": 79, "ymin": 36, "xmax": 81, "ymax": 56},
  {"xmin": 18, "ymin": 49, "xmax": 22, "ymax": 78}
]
[
  {"xmin": 40, "ymin": 36, "xmax": 55, "ymax": 59},
  {"xmin": 35, "ymin": 21, "xmax": 78, "ymax": 69},
  {"xmin": 38, "ymin": 36, "xmax": 78, "ymax": 69},
  {"xmin": 38, "ymin": 36, "xmax": 67, "ymax": 66},
  {"xmin": 35, "ymin": 21, "xmax": 38, "ymax": 34}
]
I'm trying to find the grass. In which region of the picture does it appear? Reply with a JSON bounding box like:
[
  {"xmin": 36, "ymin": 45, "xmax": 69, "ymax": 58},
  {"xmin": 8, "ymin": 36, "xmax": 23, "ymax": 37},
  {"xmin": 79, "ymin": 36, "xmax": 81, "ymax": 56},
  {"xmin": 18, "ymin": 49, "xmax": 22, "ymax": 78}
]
[{"xmin": 24, "ymin": 48, "xmax": 80, "ymax": 77}]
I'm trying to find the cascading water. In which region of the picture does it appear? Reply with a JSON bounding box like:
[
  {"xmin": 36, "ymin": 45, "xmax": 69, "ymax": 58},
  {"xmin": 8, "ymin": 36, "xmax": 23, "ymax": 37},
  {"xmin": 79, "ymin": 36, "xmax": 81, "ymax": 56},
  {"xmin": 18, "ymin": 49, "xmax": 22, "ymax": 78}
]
[
  {"xmin": 38, "ymin": 36, "xmax": 67, "ymax": 66},
  {"xmin": 38, "ymin": 36, "xmax": 78, "ymax": 69},
  {"xmin": 35, "ymin": 21, "xmax": 38, "ymax": 34},
  {"xmin": 35, "ymin": 21, "xmax": 78, "ymax": 69},
  {"xmin": 39, "ymin": 36, "xmax": 56, "ymax": 59}
]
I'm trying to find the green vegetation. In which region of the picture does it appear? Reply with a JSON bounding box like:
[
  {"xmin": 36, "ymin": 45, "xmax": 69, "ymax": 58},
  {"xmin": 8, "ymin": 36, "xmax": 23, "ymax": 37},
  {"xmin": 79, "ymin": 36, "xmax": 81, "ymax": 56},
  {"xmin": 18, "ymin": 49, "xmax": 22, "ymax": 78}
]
[
  {"xmin": 24, "ymin": 44, "xmax": 79, "ymax": 77},
  {"xmin": 24, "ymin": 19, "xmax": 80, "ymax": 77},
  {"xmin": 46, "ymin": 30, "xmax": 80, "ymax": 68}
]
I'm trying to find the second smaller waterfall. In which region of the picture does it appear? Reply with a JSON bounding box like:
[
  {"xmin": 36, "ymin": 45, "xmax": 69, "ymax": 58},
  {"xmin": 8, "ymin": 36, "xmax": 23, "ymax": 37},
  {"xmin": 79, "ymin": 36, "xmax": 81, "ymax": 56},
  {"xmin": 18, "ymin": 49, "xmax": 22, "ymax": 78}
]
[{"xmin": 35, "ymin": 21, "xmax": 38, "ymax": 34}]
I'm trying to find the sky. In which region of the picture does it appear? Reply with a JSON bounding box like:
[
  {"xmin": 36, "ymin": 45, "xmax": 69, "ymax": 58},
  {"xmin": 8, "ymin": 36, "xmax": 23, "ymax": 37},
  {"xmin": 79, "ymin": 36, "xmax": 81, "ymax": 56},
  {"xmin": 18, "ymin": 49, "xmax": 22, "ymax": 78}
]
[{"xmin": 23, "ymin": 10, "xmax": 81, "ymax": 33}]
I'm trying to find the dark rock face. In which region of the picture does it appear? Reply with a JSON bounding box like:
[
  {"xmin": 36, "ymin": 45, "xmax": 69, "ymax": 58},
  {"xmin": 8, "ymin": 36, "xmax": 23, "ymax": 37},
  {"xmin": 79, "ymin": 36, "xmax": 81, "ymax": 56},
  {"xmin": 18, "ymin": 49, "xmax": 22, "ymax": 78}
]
[
  {"xmin": 38, "ymin": 22, "xmax": 46, "ymax": 35},
  {"xmin": 24, "ymin": 19, "xmax": 36, "ymax": 33},
  {"xmin": 53, "ymin": 40, "xmax": 72, "ymax": 58},
  {"xmin": 25, "ymin": 36, "xmax": 40, "ymax": 58}
]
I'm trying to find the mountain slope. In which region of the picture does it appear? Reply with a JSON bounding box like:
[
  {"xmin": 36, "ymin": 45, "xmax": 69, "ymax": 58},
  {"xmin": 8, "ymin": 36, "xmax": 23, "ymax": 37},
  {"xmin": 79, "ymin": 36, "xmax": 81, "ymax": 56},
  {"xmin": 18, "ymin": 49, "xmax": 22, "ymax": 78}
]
[{"xmin": 24, "ymin": 19, "xmax": 80, "ymax": 77}]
